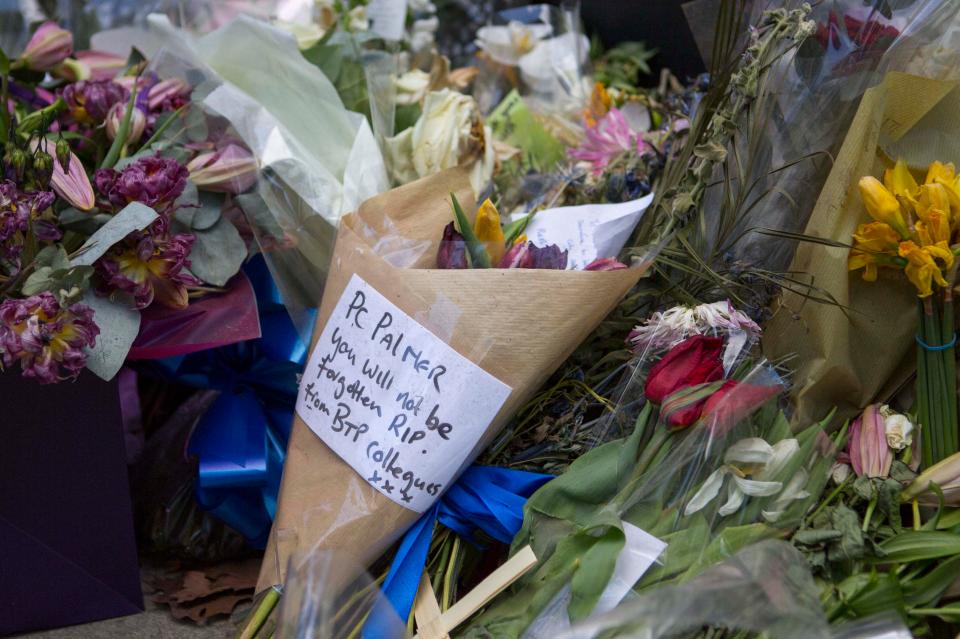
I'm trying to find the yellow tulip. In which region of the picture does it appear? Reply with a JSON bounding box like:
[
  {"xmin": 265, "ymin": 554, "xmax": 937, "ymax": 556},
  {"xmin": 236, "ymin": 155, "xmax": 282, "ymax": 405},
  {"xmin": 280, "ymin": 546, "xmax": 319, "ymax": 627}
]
[
  {"xmin": 849, "ymin": 222, "xmax": 900, "ymax": 281},
  {"xmin": 473, "ymin": 198, "xmax": 506, "ymax": 264},
  {"xmin": 859, "ymin": 176, "xmax": 910, "ymax": 238},
  {"xmin": 883, "ymin": 159, "xmax": 918, "ymax": 199},
  {"xmin": 899, "ymin": 241, "xmax": 950, "ymax": 297}
]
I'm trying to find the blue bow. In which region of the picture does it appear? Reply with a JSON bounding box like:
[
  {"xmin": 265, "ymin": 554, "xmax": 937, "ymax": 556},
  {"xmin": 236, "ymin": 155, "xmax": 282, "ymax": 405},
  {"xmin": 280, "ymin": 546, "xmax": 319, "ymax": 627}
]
[
  {"xmin": 366, "ymin": 466, "xmax": 551, "ymax": 636},
  {"xmin": 160, "ymin": 256, "xmax": 311, "ymax": 548}
]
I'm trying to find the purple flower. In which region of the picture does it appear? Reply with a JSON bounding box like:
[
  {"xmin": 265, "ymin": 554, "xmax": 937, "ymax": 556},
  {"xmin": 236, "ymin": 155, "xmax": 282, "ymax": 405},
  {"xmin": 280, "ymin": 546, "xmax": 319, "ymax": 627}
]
[
  {"xmin": 0, "ymin": 292, "xmax": 98, "ymax": 384},
  {"xmin": 95, "ymin": 155, "xmax": 189, "ymax": 214},
  {"xmin": 569, "ymin": 108, "xmax": 647, "ymax": 177},
  {"xmin": 95, "ymin": 221, "xmax": 200, "ymax": 309},
  {"xmin": 437, "ymin": 222, "xmax": 468, "ymax": 269},
  {"xmin": 497, "ymin": 241, "xmax": 568, "ymax": 269},
  {"xmin": 0, "ymin": 181, "xmax": 58, "ymax": 262},
  {"xmin": 62, "ymin": 80, "xmax": 128, "ymax": 124}
]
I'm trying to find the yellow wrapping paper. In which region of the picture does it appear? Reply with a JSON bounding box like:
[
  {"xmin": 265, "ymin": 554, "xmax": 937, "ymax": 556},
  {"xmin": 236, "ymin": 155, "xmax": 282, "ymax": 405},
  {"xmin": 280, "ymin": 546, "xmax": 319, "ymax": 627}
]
[{"xmin": 764, "ymin": 72, "xmax": 960, "ymax": 426}]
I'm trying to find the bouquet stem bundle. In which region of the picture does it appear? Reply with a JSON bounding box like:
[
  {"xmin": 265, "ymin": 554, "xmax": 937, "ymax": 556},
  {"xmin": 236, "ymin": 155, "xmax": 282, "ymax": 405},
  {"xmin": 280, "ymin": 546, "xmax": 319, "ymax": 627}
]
[{"xmin": 917, "ymin": 292, "xmax": 959, "ymax": 468}]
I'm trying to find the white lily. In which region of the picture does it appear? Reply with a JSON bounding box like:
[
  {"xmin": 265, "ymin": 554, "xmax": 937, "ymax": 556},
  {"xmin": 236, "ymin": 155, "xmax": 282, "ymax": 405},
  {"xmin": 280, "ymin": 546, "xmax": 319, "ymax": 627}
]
[
  {"xmin": 684, "ymin": 438, "xmax": 805, "ymax": 518},
  {"xmin": 475, "ymin": 21, "xmax": 552, "ymax": 66}
]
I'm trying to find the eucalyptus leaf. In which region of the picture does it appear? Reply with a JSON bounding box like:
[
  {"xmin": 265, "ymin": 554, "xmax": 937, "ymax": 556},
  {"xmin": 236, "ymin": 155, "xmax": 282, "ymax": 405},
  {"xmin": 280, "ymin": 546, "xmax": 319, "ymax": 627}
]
[
  {"xmin": 71, "ymin": 202, "xmax": 158, "ymax": 267},
  {"xmin": 183, "ymin": 106, "xmax": 209, "ymax": 142},
  {"xmin": 193, "ymin": 191, "xmax": 225, "ymax": 230},
  {"xmin": 81, "ymin": 292, "xmax": 140, "ymax": 381},
  {"xmin": 173, "ymin": 181, "xmax": 201, "ymax": 229},
  {"xmin": 236, "ymin": 192, "xmax": 285, "ymax": 241},
  {"xmin": 187, "ymin": 217, "xmax": 246, "ymax": 286}
]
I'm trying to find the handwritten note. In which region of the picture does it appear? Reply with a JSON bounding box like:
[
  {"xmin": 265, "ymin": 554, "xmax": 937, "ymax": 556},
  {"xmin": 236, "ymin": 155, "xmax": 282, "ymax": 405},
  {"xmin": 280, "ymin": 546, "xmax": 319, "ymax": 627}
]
[
  {"xmin": 296, "ymin": 274, "xmax": 512, "ymax": 513},
  {"xmin": 518, "ymin": 194, "xmax": 654, "ymax": 270}
]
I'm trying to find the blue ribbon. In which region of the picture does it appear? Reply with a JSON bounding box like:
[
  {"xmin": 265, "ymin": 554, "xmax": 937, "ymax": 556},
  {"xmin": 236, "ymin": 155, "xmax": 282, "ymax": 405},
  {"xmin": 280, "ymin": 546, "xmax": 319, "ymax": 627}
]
[
  {"xmin": 158, "ymin": 255, "xmax": 311, "ymax": 548},
  {"xmin": 366, "ymin": 466, "xmax": 551, "ymax": 635}
]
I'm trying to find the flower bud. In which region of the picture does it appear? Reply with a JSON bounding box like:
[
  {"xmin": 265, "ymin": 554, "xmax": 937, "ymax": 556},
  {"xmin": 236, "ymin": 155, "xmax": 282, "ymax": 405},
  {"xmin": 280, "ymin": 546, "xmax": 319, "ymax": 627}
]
[
  {"xmin": 33, "ymin": 151, "xmax": 54, "ymax": 187},
  {"xmin": 879, "ymin": 404, "xmax": 913, "ymax": 451},
  {"xmin": 6, "ymin": 148, "xmax": 28, "ymax": 180},
  {"xmin": 54, "ymin": 50, "xmax": 125, "ymax": 82},
  {"xmin": 39, "ymin": 138, "xmax": 94, "ymax": 211},
  {"xmin": 902, "ymin": 450, "xmax": 960, "ymax": 506},
  {"xmin": 105, "ymin": 103, "xmax": 146, "ymax": 145},
  {"xmin": 186, "ymin": 144, "xmax": 258, "ymax": 194},
  {"xmin": 55, "ymin": 138, "xmax": 71, "ymax": 173},
  {"xmin": 848, "ymin": 404, "xmax": 893, "ymax": 479},
  {"xmin": 437, "ymin": 222, "xmax": 468, "ymax": 269},
  {"xmin": 20, "ymin": 22, "xmax": 73, "ymax": 72}
]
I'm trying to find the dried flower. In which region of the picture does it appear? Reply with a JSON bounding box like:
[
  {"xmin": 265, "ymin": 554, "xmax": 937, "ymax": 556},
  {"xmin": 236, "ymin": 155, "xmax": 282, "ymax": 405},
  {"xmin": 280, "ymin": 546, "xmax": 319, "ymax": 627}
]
[
  {"xmin": 0, "ymin": 292, "xmax": 98, "ymax": 383},
  {"xmin": 394, "ymin": 69, "xmax": 431, "ymax": 106},
  {"xmin": 0, "ymin": 182, "xmax": 58, "ymax": 261},
  {"xmin": 384, "ymin": 89, "xmax": 494, "ymax": 194},
  {"xmin": 20, "ymin": 22, "xmax": 73, "ymax": 72},
  {"xmin": 570, "ymin": 108, "xmax": 646, "ymax": 177},
  {"xmin": 95, "ymin": 223, "xmax": 200, "ymax": 309},
  {"xmin": 186, "ymin": 144, "xmax": 258, "ymax": 194},
  {"xmin": 628, "ymin": 301, "xmax": 761, "ymax": 352},
  {"xmin": 95, "ymin": 155, "xmax": 189, "ymax": 214},
  {"xmin": 62, "ymin": 80, "xmax": 128, "ymax": 125},
  {"xmin": 879, "ymin": 405, "xmax": 913, "ymax": 451}
]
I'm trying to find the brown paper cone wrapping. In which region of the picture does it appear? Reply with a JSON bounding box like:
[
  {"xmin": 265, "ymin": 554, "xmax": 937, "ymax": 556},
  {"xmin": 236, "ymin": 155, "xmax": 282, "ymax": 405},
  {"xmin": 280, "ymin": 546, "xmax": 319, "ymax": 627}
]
[
  {"xmin": 258, "ymin": 168, "xmax": 643, "ymax": 591},
  {"xmin": 763, "ymin": 72, "xmax": 960, "ymax": 426}
]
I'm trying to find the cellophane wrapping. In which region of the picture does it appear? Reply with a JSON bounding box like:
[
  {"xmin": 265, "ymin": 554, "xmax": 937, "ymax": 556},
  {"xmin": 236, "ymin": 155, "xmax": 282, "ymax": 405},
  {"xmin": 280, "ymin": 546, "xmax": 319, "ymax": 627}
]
[
  {"xmin": 144, "ymin": 14, "xmax": 390, "ymax": 342},
  {"xmin": 462, "ymin": 324, "xmax": 840, "ymax": 637},
  {"xmin": 696, "ymin": 0, "xmax": 960, "ymax": 281}
]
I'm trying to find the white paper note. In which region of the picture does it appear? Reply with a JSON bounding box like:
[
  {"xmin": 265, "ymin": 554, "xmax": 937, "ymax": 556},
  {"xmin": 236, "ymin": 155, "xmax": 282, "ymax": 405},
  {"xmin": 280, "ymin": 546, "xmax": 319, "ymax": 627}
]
[
  {"xmin": 367, "ymin": 0, "xmax": 408, "ymax": 41},
  {"xmin": 523, "ymin": 522, "xmax": 666, "ymax": 639},
  {"xmin": 296, "ymin": 274, "xmax": 512, "ymax": 513},
  {"xmin": 520, "ymin": 193, "xmax": 654, "ymax": 270}
]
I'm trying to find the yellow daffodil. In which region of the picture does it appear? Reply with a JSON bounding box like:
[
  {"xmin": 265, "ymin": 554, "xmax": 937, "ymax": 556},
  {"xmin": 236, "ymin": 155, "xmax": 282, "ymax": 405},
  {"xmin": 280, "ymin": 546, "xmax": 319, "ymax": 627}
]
[
  {"xmin": 859, "ymin": 176, "xmax": 910, "ymax": 238},
  {"xmin": 899, "ymin": 240, "xmax": 950, "ymax": 298},
  {"xmin": 883, "ymin": 159, "xmax": 918, "ymax": 200},
  {"xmin": 915, "ymin": 208, "xmax": 952, "ymax": 255},
  {"xmin": 473, "ymin": 198, "xmax": 506, "ymax": 264},
  {"xmin": 849, "ymin": 222, "xmax": 901, "ymax": 281},
  {"xmin": 925, "ymin": 161, "xmax": 956, "ymax": 185},
  {"xmin": 916, "ymin": 183, "xmax": 952, "ymax": 223}
]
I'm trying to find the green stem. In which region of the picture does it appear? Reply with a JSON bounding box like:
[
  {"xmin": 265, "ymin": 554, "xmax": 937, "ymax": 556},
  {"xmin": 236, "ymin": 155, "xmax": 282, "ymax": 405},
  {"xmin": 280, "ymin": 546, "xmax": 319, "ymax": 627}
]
[
  {"xmin": 237, "ymin": 586, "xmax": 280, "ymax": 639},
  {"xmin": 862, "ymin": 492, "xmax": 878, "ymax": 532},
  {"xmin": 941, "ymin": 287, "xmax": 958, "ymax": 458},
  {"xmin": 808, "ymin": 476, "xmax": 849, "ymax": 523},
  {"xmin": 100, "ymin": 85, "xmax": 137, "ymax": 169}
]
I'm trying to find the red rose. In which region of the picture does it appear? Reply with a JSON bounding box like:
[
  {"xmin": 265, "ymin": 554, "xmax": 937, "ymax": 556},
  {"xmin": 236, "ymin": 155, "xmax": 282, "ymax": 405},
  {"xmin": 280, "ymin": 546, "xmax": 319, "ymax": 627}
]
[
  {"xmin": 644, "ymin": 335, "xmax": 724, "ymax": 404},
  {"xmin": 700, "ymin": 380, "xmax": 781, "ymax": 436}
]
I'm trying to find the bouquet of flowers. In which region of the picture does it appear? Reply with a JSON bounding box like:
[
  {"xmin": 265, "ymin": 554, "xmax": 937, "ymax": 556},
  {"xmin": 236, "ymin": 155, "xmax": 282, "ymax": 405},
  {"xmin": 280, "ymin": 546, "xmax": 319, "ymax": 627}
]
[{"xmin": 0, "ymin": 20, "xmax": 259, "ymax": 385}]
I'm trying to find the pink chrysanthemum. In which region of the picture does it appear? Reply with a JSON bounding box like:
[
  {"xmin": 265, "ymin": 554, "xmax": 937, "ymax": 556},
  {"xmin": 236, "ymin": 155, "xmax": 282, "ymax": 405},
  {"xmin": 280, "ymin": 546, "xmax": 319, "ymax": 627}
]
[
  {"xmin": 569, "ymin": 108, "xmax": 646, "ymax": 177},
  {"xmin": 0, "ymin": 292, "xmax": 98, "ymax": 383}
]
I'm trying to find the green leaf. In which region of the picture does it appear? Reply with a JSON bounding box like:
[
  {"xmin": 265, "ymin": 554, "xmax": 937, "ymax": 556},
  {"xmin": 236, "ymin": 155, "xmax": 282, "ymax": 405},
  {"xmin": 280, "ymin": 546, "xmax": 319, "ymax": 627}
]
[
  {"xmin": 450, "ymin": 193, "xmax": 490, "ymax": 268},
  {"xmin": 875, "ymin": 530, "xmax": 960, "ymax": 563},
  {"xmin": 187, "ymin": 217, "xmax": 246, "ymax": 286},
  {"xmin": 911, "ymin": 601, "xmax": 960, "ymax": 623},
  {"xmin": 935, "ymin": 507, "xmax": 960, "ymax": 530},
  {"xmin": 0, "ymin": 46, "xmax": 10, "ymax": 75},
  {"xmin": 100, "ymin": 87, "xmax": 138, "ymax": 169},
  {"xmin": 902, "ymin": 554, "xmax": 960, "ymax": 607},
  {"xmin": 568, "ymin": 526, "xmax": 625, "ymax": 621},
  {"xmin": 793, "ymin": 528, "xmax": 843, "ymax": 545},
  {"xmin": 71, "ymin": 202, "xmax": 158, "ymax": 266},
  {"xmin": 829, "ymin": 504, "xmax": 865, "ymax": 562},
  {"xmin": 836, "ymin": 571, "xmax": 906, "ymax": 620},
  {"xmin": 503, "ymin": 213, "xmax": 533, "ymax": 246},
  {"xmin": 81, "ymin": 291, "xmax": 141, "ymax": 381}
]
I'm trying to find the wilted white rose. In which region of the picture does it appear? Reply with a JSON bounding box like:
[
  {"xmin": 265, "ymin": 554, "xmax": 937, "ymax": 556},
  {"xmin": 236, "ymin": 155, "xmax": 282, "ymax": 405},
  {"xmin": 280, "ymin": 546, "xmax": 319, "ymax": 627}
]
[
  {"xmin": 384, "ymin": 89, "xmax": 494, "ymax": 193},
  {"xmin": 880, "ymin": 405, "xmax": 914, "ymax": 451},
  {"xmin": 395, "ymin": 69, "xmax": 431, "ymax": 106}
]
